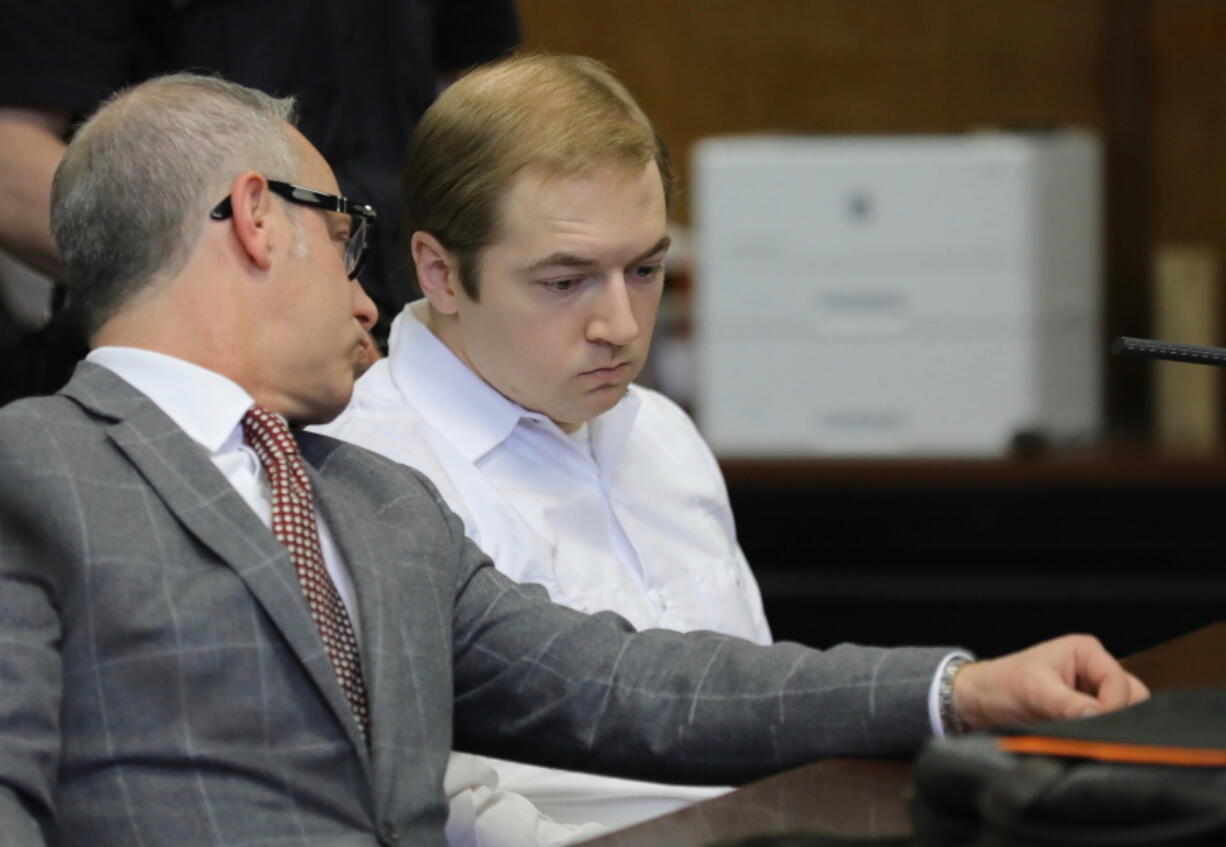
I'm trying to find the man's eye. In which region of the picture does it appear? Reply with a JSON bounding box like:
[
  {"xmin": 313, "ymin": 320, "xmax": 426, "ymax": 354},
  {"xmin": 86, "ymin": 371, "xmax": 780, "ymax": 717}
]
[
  {"xmin": 543, "ymin": 278, "xmax": 580, "ymax": 292},
  {"xmin": 634, "ymin": 264, "xmax": 663, "ymax": 280}
]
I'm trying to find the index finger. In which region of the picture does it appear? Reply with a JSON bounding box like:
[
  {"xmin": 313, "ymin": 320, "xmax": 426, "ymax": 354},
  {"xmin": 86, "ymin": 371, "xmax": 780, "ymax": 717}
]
[
  {"xmin": 1127, "ymin": 672, "xmax": 1151, "ymax": 705},
  {"xmin": 1072, "ymin": 638, "xmax": 1134, "ymax": 712}
]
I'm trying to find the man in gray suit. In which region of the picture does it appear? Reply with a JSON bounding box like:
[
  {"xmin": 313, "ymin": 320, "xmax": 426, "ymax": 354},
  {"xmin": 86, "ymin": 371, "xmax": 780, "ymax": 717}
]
[{"xmin": 0, "ymin": 73, "xmax": 1146, "ymax": 847}]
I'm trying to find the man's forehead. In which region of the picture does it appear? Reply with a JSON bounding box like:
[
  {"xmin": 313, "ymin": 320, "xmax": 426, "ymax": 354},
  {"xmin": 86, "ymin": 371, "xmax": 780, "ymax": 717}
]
[
  {"xmin": 494, "ymin": 162, "xmax": 667, "ymax": 255},
  {"xmin": 505, "ymin": 161, "xmax": 663, "ymax": 202},
  {"xmin": 284, "ymin": 122, "xmax": 339, "ymax": 193}
]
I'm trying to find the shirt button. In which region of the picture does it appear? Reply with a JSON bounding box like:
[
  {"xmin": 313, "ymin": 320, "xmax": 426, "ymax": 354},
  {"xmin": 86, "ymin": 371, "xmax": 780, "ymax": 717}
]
[{"xmin": 380, "ymin": 822, "xmax": 400, "ymax": 844}]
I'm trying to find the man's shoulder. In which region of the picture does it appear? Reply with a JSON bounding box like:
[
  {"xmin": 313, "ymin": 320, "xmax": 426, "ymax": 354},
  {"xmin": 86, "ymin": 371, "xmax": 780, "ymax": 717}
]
[
  {"xmin": 315, "ymin": 361, "xmax": 462, "ymax": 475},
  {"xmin": 0, "ymin": 392, "xmax": 96, "ymax": 447},
  {"xmin": 318, "ymin": 359, "xmax": 425, "ymax": 437},
  {"xmin": 0, "ymin": 393, "xmax": 109, "ymax": 512},
  {"xmin": 0, "ymin": 388, "xmax": 83, "ymax": 415}
]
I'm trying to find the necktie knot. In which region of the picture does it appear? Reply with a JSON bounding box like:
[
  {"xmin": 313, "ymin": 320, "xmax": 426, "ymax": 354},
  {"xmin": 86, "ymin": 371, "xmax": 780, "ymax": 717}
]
[
  {"xmin": 243, "ymin": 404, "xmax": 295, "ymax": 460},
  {"xmin": 242, "ymin": 405, "xmax": 311, "ymax": 493}
]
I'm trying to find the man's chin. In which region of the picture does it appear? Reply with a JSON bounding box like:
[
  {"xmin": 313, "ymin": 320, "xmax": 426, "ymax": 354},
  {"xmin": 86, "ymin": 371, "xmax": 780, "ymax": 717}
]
[
  {"xmin": 580, "ymin": 388, "xmax": 629, "ymax": 420},
  {"xmin": 291, "ymin": 384, "xmax": 355, "ymax": 427},
  {"xmin": 323, "ymin": 387, "xmax": 356, "ymax": 423}
]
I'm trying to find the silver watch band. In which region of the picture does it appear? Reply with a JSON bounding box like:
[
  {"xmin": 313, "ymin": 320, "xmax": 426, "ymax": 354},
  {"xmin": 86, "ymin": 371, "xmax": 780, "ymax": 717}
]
[{"xmin": 939, "ymin": 655, "xmax": 972, "ymax": 735}]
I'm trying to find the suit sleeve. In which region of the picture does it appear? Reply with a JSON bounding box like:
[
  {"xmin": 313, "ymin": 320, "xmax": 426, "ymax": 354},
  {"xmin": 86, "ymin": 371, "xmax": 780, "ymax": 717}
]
[
  {"xmin": 0, "ymin": 409, "xmax": 69, "ymax": 846},
  {"xmin": 441, "ymin": 500, "xmax": 949, "ymax": 786}
]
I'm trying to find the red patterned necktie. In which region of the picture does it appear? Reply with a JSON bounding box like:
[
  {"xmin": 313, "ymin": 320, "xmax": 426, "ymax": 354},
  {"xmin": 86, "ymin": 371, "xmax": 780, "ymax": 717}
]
[{"xmin": 241, "ymin": 405, "xmax": 369, "ymax": 740}]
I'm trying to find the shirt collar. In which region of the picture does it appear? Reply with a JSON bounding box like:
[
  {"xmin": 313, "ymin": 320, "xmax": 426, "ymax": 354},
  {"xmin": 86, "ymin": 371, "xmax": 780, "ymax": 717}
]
[
  {"xmin": 386, "ymin": 304, "xmax": 523, "ymax": 463},
  {"xmin": 86, "ymin": 346, "xmax": 256, "ymax": 455},
  {"xmin": 386, "ymin": 302, "xmax": 642, "ymax": 467}
]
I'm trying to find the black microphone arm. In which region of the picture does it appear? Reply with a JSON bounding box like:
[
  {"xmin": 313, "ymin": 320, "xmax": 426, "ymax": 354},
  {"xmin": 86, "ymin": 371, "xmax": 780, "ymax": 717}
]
[{"xmin": 1112, "ymin": 336, "xmax": 1226, "ymax": 367}]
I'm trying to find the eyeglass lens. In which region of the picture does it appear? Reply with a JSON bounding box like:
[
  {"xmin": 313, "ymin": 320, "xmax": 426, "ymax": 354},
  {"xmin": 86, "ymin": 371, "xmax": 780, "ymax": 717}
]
[{"xmin": 344, "ymin": 215, "xmax": 368, "ymax": 278}]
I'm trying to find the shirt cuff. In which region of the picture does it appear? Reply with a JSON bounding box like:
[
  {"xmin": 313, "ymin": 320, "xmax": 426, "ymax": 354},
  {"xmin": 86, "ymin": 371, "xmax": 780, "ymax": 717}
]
[{"xmin": 928, "ymin": 650, "xmax": 975, "ymax": 738}]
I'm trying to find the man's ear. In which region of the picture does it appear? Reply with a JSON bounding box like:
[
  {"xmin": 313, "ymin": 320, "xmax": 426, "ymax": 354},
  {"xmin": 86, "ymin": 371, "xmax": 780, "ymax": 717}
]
[
  {"xmin": 228, "ymin": 172, "xmax": 276, "ymax": 273},
  {"xmin": 412, "ymin": 231, "xmax": 464, "ymax": 314}
]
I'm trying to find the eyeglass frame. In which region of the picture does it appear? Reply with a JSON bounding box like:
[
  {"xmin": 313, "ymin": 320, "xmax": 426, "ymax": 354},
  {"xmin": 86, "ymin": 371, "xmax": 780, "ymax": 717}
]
[{"xmin": 209, "ymin": 180, "xmax": 378, "ymax": 280}]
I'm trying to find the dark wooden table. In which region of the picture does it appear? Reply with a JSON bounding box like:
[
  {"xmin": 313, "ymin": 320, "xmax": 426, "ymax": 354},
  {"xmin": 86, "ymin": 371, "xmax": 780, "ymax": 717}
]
[{"xmin": 580, "ymin": 623, "xmax": 1226, "ymax": 846}]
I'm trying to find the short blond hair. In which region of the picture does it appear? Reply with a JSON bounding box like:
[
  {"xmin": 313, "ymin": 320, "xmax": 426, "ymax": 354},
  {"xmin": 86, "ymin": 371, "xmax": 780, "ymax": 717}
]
[{"xmin": 402, "ymin": 53, "xmax": 673, "ymax": 299}]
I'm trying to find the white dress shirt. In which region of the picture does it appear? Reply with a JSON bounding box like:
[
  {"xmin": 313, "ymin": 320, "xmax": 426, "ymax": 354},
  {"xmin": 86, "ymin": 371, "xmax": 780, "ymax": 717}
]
[
  {"xmin": 316, "ymin": 303, "xmax": 773, "ymax": 837},
  {"xmin": 323, "ymin": 305, "xmax": 773, "ymax": 642}
]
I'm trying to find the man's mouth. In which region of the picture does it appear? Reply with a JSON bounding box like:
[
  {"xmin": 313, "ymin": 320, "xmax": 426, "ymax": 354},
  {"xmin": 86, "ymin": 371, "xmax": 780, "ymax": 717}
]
[
  {"xmin": 582, "ymin": 361, "xmax": 630, "ymax": 378},
  {"xmin": 354, "ymin": 332, "xmax": 380, "ymax": 376}
]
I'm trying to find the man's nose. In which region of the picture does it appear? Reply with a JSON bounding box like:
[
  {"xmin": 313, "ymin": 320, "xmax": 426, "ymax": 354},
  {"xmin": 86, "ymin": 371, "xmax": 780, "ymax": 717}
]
[
  {"xmin": 351, "ymin": 279, "xmax": 378, "ymax": 330},
  {"xmin": 586, "ymin": 276, "xmax": 640, "ymax": 347}
]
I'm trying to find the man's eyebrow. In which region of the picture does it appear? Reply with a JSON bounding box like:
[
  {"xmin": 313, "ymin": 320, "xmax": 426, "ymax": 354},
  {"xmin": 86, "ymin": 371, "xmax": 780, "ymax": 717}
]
[
  {"xmin": 523, "ymin": 236, "xmax": 671, "ymax": 274},
  {"xmin": 632, "ymin": 236, "xmax": 671, "ymax": 265}
]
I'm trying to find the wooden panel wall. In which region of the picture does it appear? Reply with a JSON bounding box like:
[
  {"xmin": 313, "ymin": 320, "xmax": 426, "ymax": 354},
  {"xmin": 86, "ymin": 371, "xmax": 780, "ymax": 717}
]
[
  {"xmin": 515, "ymin": 0, "xmax": 1226, "ymax": 439},
  {"xmin": 519, "ymin": 1, "xmax": 1107, "ymax": 207},
  {"xmin": 1151, "ymin": 3, "xmax": 1226, "ymax": 247}
]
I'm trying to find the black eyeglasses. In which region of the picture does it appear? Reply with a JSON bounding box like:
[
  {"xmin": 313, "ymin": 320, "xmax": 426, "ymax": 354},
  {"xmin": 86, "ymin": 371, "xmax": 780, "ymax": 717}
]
[{"xmin": 209, "ymin": 180, "xmax": 378, "ymax": 279}]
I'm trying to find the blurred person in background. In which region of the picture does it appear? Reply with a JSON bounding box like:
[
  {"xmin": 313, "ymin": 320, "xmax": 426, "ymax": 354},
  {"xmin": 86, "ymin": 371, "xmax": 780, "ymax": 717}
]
[{"xmin": 0, "ymin": 0, "xmax": 519, "ymax": 402}]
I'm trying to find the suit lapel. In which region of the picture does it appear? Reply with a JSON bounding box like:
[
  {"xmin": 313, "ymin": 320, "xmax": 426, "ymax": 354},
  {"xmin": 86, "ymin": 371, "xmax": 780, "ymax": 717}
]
[
  {"xmin": 63, "ymin": 364, "xmax": 372, "ymax": 761},
  {"xmin": 301, "ymin": 432, "xmax": 419, "ymax": 803},
  {"xmin": 306, "ymin": 451, "xmax": 395, "ymax": 761}
]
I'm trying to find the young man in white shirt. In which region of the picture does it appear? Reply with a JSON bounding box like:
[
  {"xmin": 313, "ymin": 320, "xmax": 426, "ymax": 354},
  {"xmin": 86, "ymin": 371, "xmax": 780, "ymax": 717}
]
[
  {"xmin": 317, "ymin": 54, "xmax": 769, "ymax": 836},
  {"xmin": 315, "ymin": 55, "xmax": 1149, "ymax": 843}
]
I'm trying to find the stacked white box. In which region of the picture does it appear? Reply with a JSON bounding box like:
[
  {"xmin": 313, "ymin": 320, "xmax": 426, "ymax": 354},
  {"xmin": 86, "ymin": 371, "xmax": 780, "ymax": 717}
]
[{"xmin": 692, "ymin": 132, "xmax": 1102, "ymax": 456}]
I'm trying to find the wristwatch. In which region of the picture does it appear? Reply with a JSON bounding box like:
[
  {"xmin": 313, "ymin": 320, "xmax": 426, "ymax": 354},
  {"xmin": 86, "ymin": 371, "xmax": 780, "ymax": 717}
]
[{"xmin": 939, "ymin": 655, "xmax": 973, "ymax": 735}]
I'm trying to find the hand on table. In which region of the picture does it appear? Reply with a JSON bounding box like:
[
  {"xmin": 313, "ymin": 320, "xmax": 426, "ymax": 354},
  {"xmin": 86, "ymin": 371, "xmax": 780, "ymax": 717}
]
[{"xmin": 951, "ymin": 634, "xmax": 1150, "ymax": 731}]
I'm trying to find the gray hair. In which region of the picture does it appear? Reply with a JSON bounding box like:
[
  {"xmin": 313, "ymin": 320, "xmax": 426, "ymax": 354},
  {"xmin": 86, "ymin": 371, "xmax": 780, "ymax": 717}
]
[{"xmin": 51, "ymin": 73, "xmax": 300, "ymax": 336}]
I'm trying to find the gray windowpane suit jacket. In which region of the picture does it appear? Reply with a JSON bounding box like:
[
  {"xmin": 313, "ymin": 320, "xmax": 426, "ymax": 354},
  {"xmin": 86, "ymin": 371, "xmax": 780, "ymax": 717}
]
[{"xmin": 0, "ymin": 364, "xmax": 949, "ymax": 846}]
